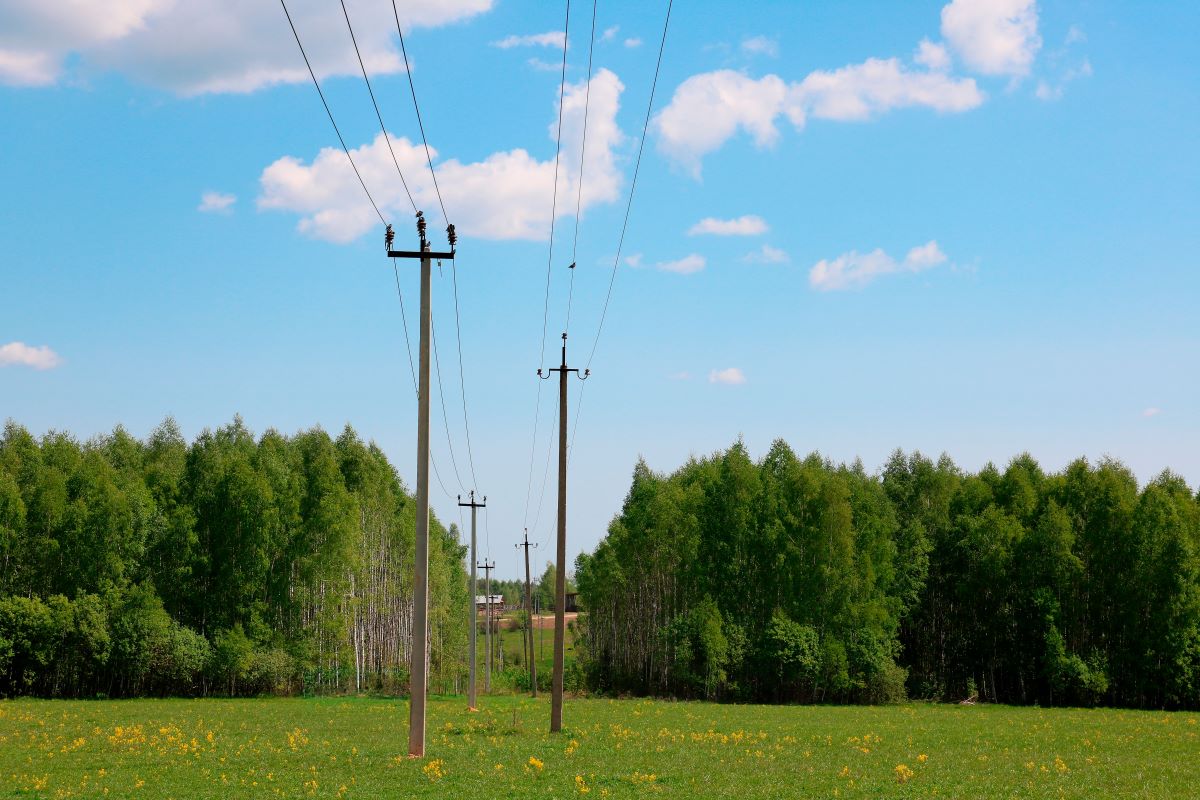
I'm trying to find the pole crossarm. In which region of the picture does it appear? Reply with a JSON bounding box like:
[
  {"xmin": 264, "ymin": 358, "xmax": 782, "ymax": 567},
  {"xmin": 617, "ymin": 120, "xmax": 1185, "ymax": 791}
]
[{"xmin": 389, "ymin": 249, "xmax": 455, "ymax": 260}]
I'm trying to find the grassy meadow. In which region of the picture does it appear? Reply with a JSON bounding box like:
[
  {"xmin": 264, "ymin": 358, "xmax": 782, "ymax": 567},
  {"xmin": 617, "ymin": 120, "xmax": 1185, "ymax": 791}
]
[{"xmin": 1, "ymin": 696, "xmax": 1197, "ymax": 799}]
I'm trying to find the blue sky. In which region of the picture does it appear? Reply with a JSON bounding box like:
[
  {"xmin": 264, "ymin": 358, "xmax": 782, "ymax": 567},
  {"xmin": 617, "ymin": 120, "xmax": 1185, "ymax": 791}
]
[{"xmin": 2, "ymin": 0, "xmax": 1197, "ymax": 579}]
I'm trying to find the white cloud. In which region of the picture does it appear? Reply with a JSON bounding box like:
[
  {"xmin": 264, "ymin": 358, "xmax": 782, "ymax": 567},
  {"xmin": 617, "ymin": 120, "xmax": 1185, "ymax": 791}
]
[
  {"xmin": 492, "ymin": 31, "xmax": 565, "ymax": 50},
  {"xmin": 259, "ymin": 68, "xmax": 625, "ymax": 242},
  {"xmin": 601, "ymin": 26, "xmax": 619, "ymax": 43},
  {"xmin": 655, "ymin": 60, "xmax": 981, "ymax": 174},
  {"xmin": 709, "ymin": 367, "xmax": 746, "ymax": 385},
  {"xmin": 654, "ymin": 70, "xmax": 792, "ymax": 175},
  {"xmin": 1142, "ymin": 407, "xmax": 1162, "ymax": 418},
  {"xmin": 1065, "ymin": 25, "xmax": 1086, "ymax": 45},
  {"xmin": 0, "ymin": 0, "xmax": 492, "ymax": 94},
  {"xmin": 941, "ymin": 0, "xmax": 1041, "ymax": 78},
  {"xmin": 796, "ymin": 57, "xmax": 984, "ymax": 121},
  {"xmin": 809, "ymin": 240, "xmax": 947, "ymax": 291},
  {"xmin": 1035, "ymin": 58, "xmax": 1091, "ymax": 101},
  {"xmin": 915, "ymin": 38, "xmax": 951, "ymax": 71},
  {"xmin": 668, "ymin": 371, "xmax": 691, "ymax": 381},
  {"xmin": 527, "ymin": 57, "xmax": 562, "ymax": 72},
  {"xmin": 656, "ymin": 254, "xmax": 706, "ymax": 275},
  {"xmin": 623, "ymin": 253, "xmax": 644, "ymax": 268},
  {"xmin": 624, "ymin": 38, "xmax": 642, "ymax": 49},
  {"xmin": 688, "ymin": 215, "xmax": 768, "ymax": 236},
  {"xmin": 0, "ymin": 342, "xmax": 62, "ymax": 370},
  {"xmin": 741, "ymin": 36, "xmax": 779, "ymax": 58},
  {"xmin": 198, "ymin": 191, "xmax": 236, "ymax": 214},
  {"xmin": 741, "ymin": 244, "xmax": 790, "ymax": 264}
]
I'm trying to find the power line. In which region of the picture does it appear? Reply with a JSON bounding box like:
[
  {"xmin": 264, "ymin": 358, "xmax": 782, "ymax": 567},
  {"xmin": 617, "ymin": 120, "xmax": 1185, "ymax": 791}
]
[
  {"xmin": 338, "ymin": 0, "xmax": 417, "ymax": 214},
  {"xmin": 524, "ymin": 0, "xmax": 572, "ymax": 530},
  {"xmin": 448, "ymin": 261, "xmax": 480, "ymax": 491},
  {"xmin": 584, "ymin": 0, "xmax": 674, "ymax": 371},
  {"xmin": 390, "ymin": 0, "xmax": 449, "ymax": 226},
  {"xmin": 539, "ymin": 0, "xmax": 572, "ymax": 369},
  {"xmin": 431, "ymin": 312, "xmax": 467, "ymax": 493},
  {"xmin": 279, "ymin": 0, "xmax": 386, "ymax": 226},
  {"xmin": 565, "ymin": 0, "xmax": 599, "ymax": 335},
  {"xmin": 392, "ymin": 261, "xmax": 455, "ymax": 501}
]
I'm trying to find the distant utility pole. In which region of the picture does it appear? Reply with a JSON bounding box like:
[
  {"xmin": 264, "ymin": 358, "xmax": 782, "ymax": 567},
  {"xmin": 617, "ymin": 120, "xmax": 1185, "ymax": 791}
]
[
  {"xmin": 459, "ymin": 491, "xmax": 486, "ymax": 710},
  {"xmin": 477, "ymin": 559, "xmax": 496, "ymax": 692},
  {"xmin": 538, "ymin": 332, "xmax": 589, "ymax": 733},
  {"xmin": 516, "ymin": 529, "xmax": 539, "ymax": 697},
  {"xmin": 388, "ymin": 213, "xmax": 456, "ymax": 758}
]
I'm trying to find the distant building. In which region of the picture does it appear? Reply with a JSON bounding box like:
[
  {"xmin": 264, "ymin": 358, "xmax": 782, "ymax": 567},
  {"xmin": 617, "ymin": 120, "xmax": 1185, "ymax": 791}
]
[{"xmin": 475, "ymin": 595, "xmax": 505, "ymax": 612}]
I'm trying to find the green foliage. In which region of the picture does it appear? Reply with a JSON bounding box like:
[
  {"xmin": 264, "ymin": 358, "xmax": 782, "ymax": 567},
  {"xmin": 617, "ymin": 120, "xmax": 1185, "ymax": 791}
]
[
  {"xmin": 0, "ymin": 418, "xmax": 468, "ymax": 699},
  {"xmin": 580, "ymin": 442, "xmax": 1200, "ymax": 709}
]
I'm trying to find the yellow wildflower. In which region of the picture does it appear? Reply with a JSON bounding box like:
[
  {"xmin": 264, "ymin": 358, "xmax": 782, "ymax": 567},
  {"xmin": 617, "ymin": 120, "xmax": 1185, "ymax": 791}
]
[
  {"xmin": 529, "ymin": 756, "xmax": 544, "ymax": 771},
  {"xmin": 895, "ymin": 764, "xmax": 915, "ymax": 784}
]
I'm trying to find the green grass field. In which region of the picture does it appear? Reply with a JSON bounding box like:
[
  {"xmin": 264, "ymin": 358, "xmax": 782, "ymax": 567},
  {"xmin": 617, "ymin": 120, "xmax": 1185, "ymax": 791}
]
[{"xmin": 1, "ymin": 695, "xmax": 1197, "ymax": 799}]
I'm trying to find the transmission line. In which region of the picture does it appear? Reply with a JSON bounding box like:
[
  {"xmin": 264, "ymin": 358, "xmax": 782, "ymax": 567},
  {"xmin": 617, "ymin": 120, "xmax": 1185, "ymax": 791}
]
[
  {"xmin": 390, "ymin": 0, "xmax": 449, "ymax": 225},
  {"xmin": 279, "ymin": 0, "xmax": 386, "ymax": 226},
  {"xmin": 338, "ymin": 0, "xmax": 418, "ymax": 214},
  {"xmin": 584, "ymin": 0, "xmax": 674, "ymax": 371},
  {"xmin": 389, "ymin": 6, "xmax": 483, "ymax": 499},
  {"xmin": 391, "ymin": 261, "xmax": 455, "ymax": 501},
  {"xmin": 524, "ymin": 0, "xmax": 573, "ymax": 532},
  {"xmin": 565, "ymin": 0, "xmax": 599, "ymax": 335}
]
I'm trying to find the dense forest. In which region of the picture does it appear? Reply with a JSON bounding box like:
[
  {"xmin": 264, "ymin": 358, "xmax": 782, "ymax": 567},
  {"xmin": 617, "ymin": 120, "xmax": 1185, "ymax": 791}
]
[
  {"xmin": 576, "ymin": 441, "xmax": 1200, "ymax": 709},
  {"xmin": 0, "ymin": 418, "xmax": 469, "ymax": 698}
]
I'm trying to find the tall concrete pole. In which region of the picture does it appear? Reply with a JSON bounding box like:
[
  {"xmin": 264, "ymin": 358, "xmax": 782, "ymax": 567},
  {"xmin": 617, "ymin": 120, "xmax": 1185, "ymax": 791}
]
[
  {"xmin": 477, "ymin": 560, "xmax": 495, "ymax": 692},
  {"xmin": 459, "ymin": 492, "xmax": 485, "ymax": 710},
  {"xmin": 407, "ymin": 239, "xmax": 432, "ymax": 757},
  {"xmin": 537, "ymin": 333, "xmax": 586, "ymax": 733},
  {"xmin": 517, "ymin": 529, "xmax": 538, "ymax": 697}
]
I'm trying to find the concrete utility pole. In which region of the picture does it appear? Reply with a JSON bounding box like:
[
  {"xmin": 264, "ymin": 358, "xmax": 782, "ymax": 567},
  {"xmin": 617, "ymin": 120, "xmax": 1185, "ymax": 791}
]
[
  {"xmin": 388, "ymin": 213, "xmax": 456, "ymax": 758},
  {"xmin": 459, "ymin": 492, "xmax": 486, "ymax": 710},
  {"xmin": 516, "ymin": 529, "xmax": 539, "ymax": 697},
  {"xmin": 477, "ymin": 559, "xmax": 496, "ymax": 692},
  {"xmin": 538, "ymin": 332, "xmax": 589, "ymax": 733}
]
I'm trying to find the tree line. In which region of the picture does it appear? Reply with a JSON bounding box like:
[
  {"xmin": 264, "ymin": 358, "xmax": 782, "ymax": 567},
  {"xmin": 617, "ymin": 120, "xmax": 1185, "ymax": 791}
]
[
  {"xmin": 575, "ymin": 441, "xmax": 1200, "ymax": 709},
  {"xmin": 0, "ymin": 418, "xmax": 469, "ymax": 698}
]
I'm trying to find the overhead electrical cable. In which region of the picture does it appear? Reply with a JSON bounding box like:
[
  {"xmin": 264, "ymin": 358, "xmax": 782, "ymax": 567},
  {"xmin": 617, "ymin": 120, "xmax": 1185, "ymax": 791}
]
[
  {"xmin": 392, "ymin": 262, "xmax": 455, "ymax": 501},
  {"xmin": 584, "ymin": 0, "xmax": 674, "ymax": 371},
  {"xmin": 571, "ymin": 0, "xmax": 674, "ymax": 463},
  {"xmin": 565, "ymin": 0, "xmax": 599, "ymax": 335},
  {"xmin": 523, "ymin": 0, "xmax": 573, "ymax": 532},
  {"xmin": 389, "ymin": 4, "xmax": 483, "ymax": 500},
  {"xmin": 338, "ymin": 0, "xmax": 418, "ymax": 214},
  {"xmin": 390, "ymin": 0, "xmax": 449, "ymax": 225},
  {"xmin": 280, "ymin": 0, "xmax": 386, "ymax": 226}
]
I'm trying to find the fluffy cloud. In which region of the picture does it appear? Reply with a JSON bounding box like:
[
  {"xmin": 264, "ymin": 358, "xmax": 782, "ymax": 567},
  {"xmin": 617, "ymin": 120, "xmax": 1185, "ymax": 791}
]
[
  {"xmin": 0, "ymin": 0, "xmax": 492, "ymax": 93},
  {"xmin": 797, "ymin": 57, "xmax": 984, "ymax": 121},
  {"xmin": 741, "ymin": 244, "xmax": 789, "ymax": 264},
  {"xmin": 199, "ymin": 191, "xmax": 236, "ymax": 214},
  {"xmin": 741, "ymin": 36, "xmax": 779, "ymax": 58},
  {"xmin": 0, "ymin": 342, "xmax": 62, "ymax": 370},
  {"xmin": 259, "ymin": 68, "xmax": 625, "ymax": 242},
  {"xmin": 653, "ymin": 0, "xmax": 1049, "ymax": 172},
  {"xmin": 809, "ymin": 240, "xmax": 948, "ymax": 291},
  {"xmin": 655, "ymin": 61, "xmax": 981, "ymax": 173},
  {"xmin": 655, "ymin": 254, "xmax": 706, "ymax": 275},
  {"xmin": 709, "ymin": 367, "xmax": 746, "ymax": 385},
  {"xmin": 624, "ymin": 38, "xmax": 643, "ymax": 49},
  {"xmin": 941, "ymin": 0, "xmax": 1041, "ymax": 77},
  {"xmin": 492, "ymin": 32, "xmax": 565, "ymax": 49},
  {"xmin": 1142, "ymin": 407, "xmax": 1162, "ymax": 418},
  {"xmin": 601, "ymin": 26, "xmax": 619, "ymax": 43},
  {"xmin": 915, "ymin": 39, "xmax": 952, "ymax": 71},
  {"xmin": 688, "ymin": 215, "xmax": 768, "ymax": 236}
]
